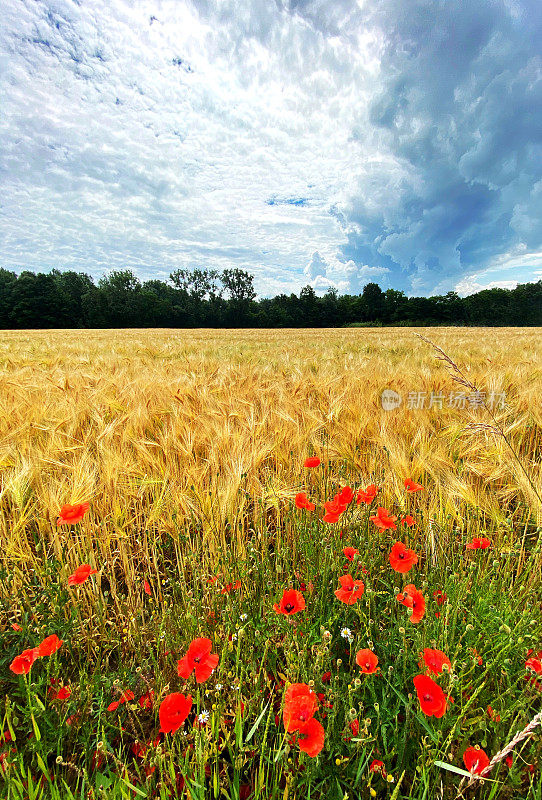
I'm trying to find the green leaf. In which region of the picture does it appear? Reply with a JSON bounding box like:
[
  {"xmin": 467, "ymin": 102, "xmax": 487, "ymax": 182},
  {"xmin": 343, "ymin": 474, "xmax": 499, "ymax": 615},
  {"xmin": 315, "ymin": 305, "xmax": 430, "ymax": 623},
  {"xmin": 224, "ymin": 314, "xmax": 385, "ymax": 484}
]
[
  {"xmin": 434, "ymin": 760, "xmax": 472, "ymax": 778},
  {"xmin": 121, "ymin": 778, "xmax": 148, "ymax": 797},
  {"xmin": 244, "ymin": 700, "xmax": 270, "ymax": 744},
  {"xmin": 30, "ymin": 713, "xmax": 41, "ymax": 743},
  {"xmin": 36, "ymin": 752, "xmax": 50, "ymax": 778}
]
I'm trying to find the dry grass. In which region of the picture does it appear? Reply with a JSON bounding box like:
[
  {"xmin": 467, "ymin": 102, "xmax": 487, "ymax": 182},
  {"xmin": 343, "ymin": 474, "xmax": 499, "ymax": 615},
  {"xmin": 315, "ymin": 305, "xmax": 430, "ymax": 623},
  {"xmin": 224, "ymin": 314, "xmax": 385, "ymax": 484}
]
[{"xmin": 1, "ymin": 326, "xmax": 541, "ymax": 596}]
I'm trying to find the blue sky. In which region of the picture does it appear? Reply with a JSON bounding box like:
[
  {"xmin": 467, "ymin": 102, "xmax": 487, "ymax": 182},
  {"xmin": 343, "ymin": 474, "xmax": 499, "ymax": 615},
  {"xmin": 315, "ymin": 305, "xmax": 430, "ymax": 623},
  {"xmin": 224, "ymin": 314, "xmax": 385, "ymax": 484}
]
[{"xmin": 1, "ymin": 0, "xmax": 541, "ymax": 297}]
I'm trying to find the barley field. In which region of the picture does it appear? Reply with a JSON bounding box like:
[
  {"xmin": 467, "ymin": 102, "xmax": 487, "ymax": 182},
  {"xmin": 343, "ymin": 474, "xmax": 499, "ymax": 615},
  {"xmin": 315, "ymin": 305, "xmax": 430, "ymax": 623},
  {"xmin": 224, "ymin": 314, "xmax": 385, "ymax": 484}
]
[{"xmin": 1, "ymin": 327, "xmax": 541, "ymax": 800}]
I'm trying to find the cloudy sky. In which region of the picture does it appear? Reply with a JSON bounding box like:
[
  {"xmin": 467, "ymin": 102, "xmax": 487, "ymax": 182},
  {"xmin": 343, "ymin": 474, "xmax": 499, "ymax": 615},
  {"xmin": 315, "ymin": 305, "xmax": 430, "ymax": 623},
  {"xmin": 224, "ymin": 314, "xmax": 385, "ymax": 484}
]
[{"xmin": 1, "ymin": 0, "xmax": 541, "ymax": 297}]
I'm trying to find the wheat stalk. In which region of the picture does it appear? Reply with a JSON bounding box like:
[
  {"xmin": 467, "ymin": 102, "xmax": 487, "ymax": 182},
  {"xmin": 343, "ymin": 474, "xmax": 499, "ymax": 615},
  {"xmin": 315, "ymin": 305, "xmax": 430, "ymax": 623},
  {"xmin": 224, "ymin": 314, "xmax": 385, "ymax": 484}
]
[
  {"xmin": 415, "ymin": 332, "xmax": 542, "ymax": 512},
  {"xmin": 461, "ymin": 709, "xmax": 542, "ymax": 788}
]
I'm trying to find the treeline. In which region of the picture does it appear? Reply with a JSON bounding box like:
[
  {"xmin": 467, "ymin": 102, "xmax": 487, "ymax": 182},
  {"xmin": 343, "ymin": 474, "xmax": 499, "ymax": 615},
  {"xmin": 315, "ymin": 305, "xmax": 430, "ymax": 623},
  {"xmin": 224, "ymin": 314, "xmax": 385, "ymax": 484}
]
[{"xmin": 0, "ymin": 267, "xmax": 541, "ymax": 328}]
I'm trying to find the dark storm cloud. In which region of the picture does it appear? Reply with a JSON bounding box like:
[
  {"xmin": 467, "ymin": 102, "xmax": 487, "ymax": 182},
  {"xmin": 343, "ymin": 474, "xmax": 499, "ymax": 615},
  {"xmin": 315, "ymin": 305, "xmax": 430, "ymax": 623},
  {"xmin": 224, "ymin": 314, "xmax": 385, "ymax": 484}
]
[{"xmin": 336, "ymin": 0, "xmax": 542, "ymax": 293}]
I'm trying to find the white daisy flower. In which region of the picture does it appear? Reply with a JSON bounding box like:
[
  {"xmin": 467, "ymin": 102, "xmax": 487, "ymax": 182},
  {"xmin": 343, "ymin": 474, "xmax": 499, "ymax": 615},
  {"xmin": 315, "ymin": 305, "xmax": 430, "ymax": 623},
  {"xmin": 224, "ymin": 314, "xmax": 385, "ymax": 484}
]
[{"xmin": 341, "ymin": 627, "xmax": 353, "ymax": 643}]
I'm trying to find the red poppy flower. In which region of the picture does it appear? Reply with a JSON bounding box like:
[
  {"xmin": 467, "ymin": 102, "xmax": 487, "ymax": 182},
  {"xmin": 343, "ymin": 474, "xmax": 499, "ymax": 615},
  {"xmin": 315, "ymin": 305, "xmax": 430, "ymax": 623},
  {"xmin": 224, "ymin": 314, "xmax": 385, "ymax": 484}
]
[
  {"xmin": 466, "ymin": 537, "xmax": 491, "ymax": 550},
  {"xmin": 338, "ymin": 486, "xmax": 354, "ymax": 504},
  {"xmin": 296, "ymin": 718, "xmax": 324, "ymax": 757},
  {"xmin": 316, "ymin": 692, "xmax": 333, "ymax": 710},
  {"xmin": 177, "ymin": 638, "xmax": 219, "ymax": 683},
  {"xmin": 323, "ymin": 493, "xmax": 348, "ymax": 523},
  {"xmin": 37, "ymin": 634, "xmax": 63, "ymax": 657},
  {"xmin": 396, "ymin": 584, "xmax": 426, "ymax": 623},
  {"xmin": 433, "ymin": 590, "xmax": 447, "ymax": 605},
  {"xmin": 369, "ymin": 759, "xmax": 386, "ymax": 775},
  {"xmin": 526, "ymin": 657, "xmax": 542, "ymax": 675},
  {"xmin": 273, "ymin": 588, "xmax": 305, "ymax": 615},
  {"xmin": 413, "ymin": 674, "xmax": 447, "ymax": 718},
  {"xmin": 348, "ymin": 719, "xmax": 360, "ymax": 737},
  {"xmin": 356, "ymin": 484, "xmax": 378, "ymax": 505},
  {"xmin": 49, "ymin": 683, "xmax": 71, "ymax": 700},
  {"xmin": 138, "ymin": 690, "xmax": 155, "ymax": 709},
  {"xmin": 221, "ymin": 580, "xmax": 241, "ymax": 594},
  {"xmin": 304, "ymin": 457, "xmax": 321, "ymax": 468},
  {"xmin": 68, "ymin": 564, "xmax": 98, "ymax": 586},
  {"xmin": 401, "ymin": 514, "xmax": 416, "ymax": 527},
  {"xmin": 10, "ymin": 647, "xmax": 39, "ymax": 675},
  {"xmin": 283, "ymin": 683, "xmax": 318, "ymax": 732},
  {"xmin": 159, "ymin": 692, "xmax": 193, "ymax": 734},
  {"xmin": 57, "ymin": 503, "xmax": 90, "ymax": 525},
  {"xmin": 107, "ymin": 690, "xmax": 134, "ymax": 712},
  {"xmin": 11, "ymin": 623, "xmax": 22, "ymax": 631},
  {"xmin": 321, "ymin": 671, "xmax": 331, "ymax": 683},
  {"xmin": 505, "ymin": 754, "xmax": 513, "ymax": 768},
  {"xmin": 334, "ymin": 574, "xmax": 365, "ymax": 605},
  {"xmin": 131, "ymin": 741, "xmax": 147, "ymax": 758},
  {"xmin": 486, "ymin": 706, "xmax": 501, "ymax": 722},
  {"xmin": 389, "ymin": 542, "xmax": 418, "ymax": 573},
  {"xmin": 369, "ymin": 506, "xmax": 397, "ymax": 532},
  {"xmin": 295, "ymin": 492, "xmax": 315, "ymax": 511},
  {"xmin": 421, "ymin": 648, "xmax": 451, "ymax": 676},
  {"xmin": 356, "ymin": 649, "xmax": 379, "ymax": 674},
  {"xmin": 342, "ymin": 546, "xmax": 359, "ymax": 561},
  {"xmin": 404, "ymin": 478, "xmax": 423, "ymax": 493},
  {"xmin": 143, "ymin": 580, "xmax": 151, "ymax": 595},
  {"xmin": 463, "ymin": 746, "xmax": 490, "ymax": 775}
]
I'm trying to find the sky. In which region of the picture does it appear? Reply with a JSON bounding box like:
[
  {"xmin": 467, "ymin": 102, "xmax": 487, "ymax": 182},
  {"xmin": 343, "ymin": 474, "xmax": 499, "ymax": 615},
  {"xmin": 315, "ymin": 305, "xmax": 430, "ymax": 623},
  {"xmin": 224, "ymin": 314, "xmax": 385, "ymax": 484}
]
[{"xmin": 1, "ymin": 0, "xmax": 542, "ymax": 298}]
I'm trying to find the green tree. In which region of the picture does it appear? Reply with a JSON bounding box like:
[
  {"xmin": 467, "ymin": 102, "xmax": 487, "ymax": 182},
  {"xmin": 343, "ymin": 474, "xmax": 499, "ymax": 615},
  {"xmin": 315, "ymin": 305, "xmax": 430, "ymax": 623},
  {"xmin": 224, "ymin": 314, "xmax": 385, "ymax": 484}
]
[
  {"xmin": 0, "ymin": 268, "xmax": 17, "ymax": 328},
  {"xmin": 10, "ymin": 271, "xmax": 61, "ymax": 328},
  {"xmin": 51, "ymin": 269, "xmax": 95, "ymax": 327},
  {"xmin": 98, "ymin": 270, "xmax": 143, "ymax": 327},
  {"xmin": 361, "ymin": 283, "xmax": 385, "ymax": 322}
]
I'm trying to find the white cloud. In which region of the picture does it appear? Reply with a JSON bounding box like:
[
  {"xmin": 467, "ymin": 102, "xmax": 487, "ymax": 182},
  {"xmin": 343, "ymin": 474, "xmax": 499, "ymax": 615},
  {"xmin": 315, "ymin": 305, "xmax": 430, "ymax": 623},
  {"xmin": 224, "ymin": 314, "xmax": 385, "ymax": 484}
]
[
  {"xmin": 454, "ymin": 247, "xmax": 542, "ymax": 295},
  {"xmin": 0, "ymin": 0, "xmax": 383, "ymax": 295},
  {"xmin": 1, "ymin": 0, "xmax": 541, "ymax": 297}
]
